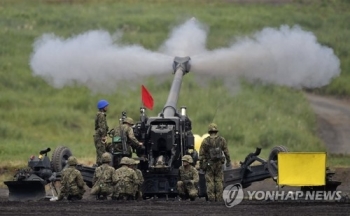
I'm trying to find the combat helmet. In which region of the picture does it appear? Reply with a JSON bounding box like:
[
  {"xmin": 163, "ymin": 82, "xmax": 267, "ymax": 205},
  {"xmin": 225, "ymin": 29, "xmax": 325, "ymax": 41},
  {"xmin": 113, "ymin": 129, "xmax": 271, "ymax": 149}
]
[
  {"xmin": 67, "ymin": 156, "xmax": 78, "ymax": 166},
  {"xmin": 208, "ymin": 123, "xmax": 218, "ymax": 132},
  {"xmin": 181, "ymin": 155, "xmax": 193, "ymax": 163},
  {"xmin": 101, "ymin": 152, "xmax": 112, "ymax": 163},
  {"xmin": 97, "ymin": 99, "xmax": 109, "ymax": 109},
  {"xmin": 129, "ymin": 158, "xmax": 137, "ymax": 165},
  {"xmin": 120, "ymin": 157, "xmax": 130, "ymax": 165},
  {"xmin": 123, "ymin": 117, "xmax": 134, "ymax": 125}
]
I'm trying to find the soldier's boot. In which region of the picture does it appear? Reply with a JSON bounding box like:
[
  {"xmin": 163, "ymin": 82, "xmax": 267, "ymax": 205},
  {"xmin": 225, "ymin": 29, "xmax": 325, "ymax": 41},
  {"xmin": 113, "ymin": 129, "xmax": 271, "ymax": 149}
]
[
  {"xmin": 68, "ymin": 195, "xmax": 81, "ymax": 201},
  {"xmin": 119, "ymin": 195, "xmax": 128, "ymax": 201},
  {"xmin": 177, "ymin": 195, "xmax": 181, "ymax": 201},
  {"xmin": 137, "ymin": 194, "xmax": 143, "ymax": 201},
  {"xmin": 97, "ymin": 195, "xmax": 107, "ymax": 200},
  {"xmin": 127, "ymin": 195, "xmax": 135, "ymax": 201},
  {"xmin": 189, "ymin": 195, "xmax": 196, "ymax": 201},
  {"xmin": 189, "ymin": 190, "xmax": 198, "ymax": 201},
  {"xmin": 178, "ymin": 193, "xmax": 186, "ymax": 201}
]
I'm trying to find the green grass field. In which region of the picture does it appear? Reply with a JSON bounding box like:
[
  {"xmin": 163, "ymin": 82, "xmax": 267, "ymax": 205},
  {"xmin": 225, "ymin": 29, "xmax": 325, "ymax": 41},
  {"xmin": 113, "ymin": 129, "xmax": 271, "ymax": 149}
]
[{"xmin": 1, "ymin": 0, "xmax": 350, "ymax": 178}]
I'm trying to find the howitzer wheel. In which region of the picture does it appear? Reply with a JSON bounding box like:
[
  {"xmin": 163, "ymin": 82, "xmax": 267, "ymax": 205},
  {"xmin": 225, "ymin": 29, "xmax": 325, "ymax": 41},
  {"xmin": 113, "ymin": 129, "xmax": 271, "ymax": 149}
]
[
  {"xmin": 51, "ymin": 146, "xmax": 72, "ymax": 172},
  {"xmin": 267, "ymin": 145, "xmax": 288, "ymax": 179}
]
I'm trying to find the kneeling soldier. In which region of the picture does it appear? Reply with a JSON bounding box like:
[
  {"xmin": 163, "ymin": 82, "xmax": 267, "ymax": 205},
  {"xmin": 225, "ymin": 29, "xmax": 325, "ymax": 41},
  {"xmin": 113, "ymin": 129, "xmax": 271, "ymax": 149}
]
[
  {"xmin": 112, "ymin": 157, "xmax": 139, "ymax": 200},
  {"xmin": 130, "ymin": 159, "xmax": 144, "ymax": 200},
  {"xmin": 177, "ymin": 155, "xmax": 199, "ymax": 201},
  {"xmin": 91, "ymin": 152, "xmax": 117, "ymax": 200},
  {"xmin": 57, "ymin": 156, "xmax": 86, "ymax": 201}
]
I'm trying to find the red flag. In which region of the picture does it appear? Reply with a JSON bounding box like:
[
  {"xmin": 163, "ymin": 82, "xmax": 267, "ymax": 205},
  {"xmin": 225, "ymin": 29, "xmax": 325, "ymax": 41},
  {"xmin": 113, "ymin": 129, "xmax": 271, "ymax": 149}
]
[{"xmin": 142, "ymin": 85, "xmax": 154, "ymax": 110}]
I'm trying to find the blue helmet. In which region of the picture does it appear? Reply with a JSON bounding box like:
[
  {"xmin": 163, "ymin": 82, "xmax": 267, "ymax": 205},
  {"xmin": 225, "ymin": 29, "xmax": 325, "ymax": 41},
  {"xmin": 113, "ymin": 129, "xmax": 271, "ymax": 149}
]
[{"xmin": 97, "ymin": 100, "xmax": 109, "ymax": 109}]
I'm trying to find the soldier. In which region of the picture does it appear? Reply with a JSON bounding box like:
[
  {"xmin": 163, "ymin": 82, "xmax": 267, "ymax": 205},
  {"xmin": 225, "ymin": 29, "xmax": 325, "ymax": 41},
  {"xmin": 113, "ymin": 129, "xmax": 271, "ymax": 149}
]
[
  {"xmin": 91, "ymin": 152, "xmax": 117, "ymax": 200},
  {"xmin": 112, "ymin": 157, "xmax": 140, "ymax": 200},
  {"xmin": 57, "ymin": 156, "xmax": 86, "ymax": 201},
  {"xmin": 199, "ymin": 123, "xmax": 231, "ymax": 202},
  {"xmin": 177, "ymin": 155, "xmax": 199, "ymax": 201},
  {"xmin": 110, "ymin": 117, "xmax": 143, "ymax": 159},
  {"xmin": 94, "ymin": 99, "xmax": 109, "ymax": 166},
  {"xmin": 130, "ymin": 158, "xmax": 144, "ymax": 200}
]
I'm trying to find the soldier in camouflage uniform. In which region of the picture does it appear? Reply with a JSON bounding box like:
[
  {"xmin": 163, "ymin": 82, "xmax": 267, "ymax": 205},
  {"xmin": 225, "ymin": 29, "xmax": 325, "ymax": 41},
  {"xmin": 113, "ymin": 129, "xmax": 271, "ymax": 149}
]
[
  {"xmin": 94, "ymin": 99, "xmax": 109, "ymax": 166},
  {"xmin": 110, "ymin": 117, "xmax": 143, "ymax": 159},
  {"xmin": 57, "ymin": 156, "xmax": 86, "ymax": 201},
  {"xmin": 199, "ymin": 123, "xmax": 231, "ymax": 202},
  {"xmin": 91, "ymin": 152, "xmax": 117, "ymax": 200},
  {"xmin": 112, "ymin": 157, "xmax": 140, "ymax": 200},
  {"xmin": 130, "ymin": 159, "xmax": 144, "ymax": 200},
  {"xmin": 177, "ymin": 155, "xmax": 199, "ymax": 201}
]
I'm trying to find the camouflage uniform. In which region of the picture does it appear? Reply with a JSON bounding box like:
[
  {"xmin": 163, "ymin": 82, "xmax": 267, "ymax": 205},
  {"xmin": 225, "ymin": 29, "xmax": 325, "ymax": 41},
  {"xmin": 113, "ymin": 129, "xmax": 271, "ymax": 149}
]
[
  {"xmin": 112, "ymin": 157, "xmax": 140, "ymax": 200},
  {"xmin": 199, "ymin": 123, "xmax": 231, "ymax": 202},
  {"xmin": 130, "ymin": 159, "xmax": 144, "ymax": 200},
  {"xmin": 177, "ymin": 155, "xmax": 199, "ymax": 201},
  {"xmin": 110, "ymin": 117, "xmax": 142, "ymax": 157},
  {"xmin": 91, "ymin": 153, "xmax": 117, "ymax": 200},
  {"xmin": 57, "ymin": 156, "xmax": 86, "ymax": 201},
  {"xmin": 94, "ymin": 110, "xmax": 109, "ymax": 166}
]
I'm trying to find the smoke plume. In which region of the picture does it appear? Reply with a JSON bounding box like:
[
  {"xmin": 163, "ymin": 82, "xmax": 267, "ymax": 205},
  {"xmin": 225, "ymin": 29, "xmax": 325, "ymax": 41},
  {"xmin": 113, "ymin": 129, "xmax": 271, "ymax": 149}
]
[{"xmin": 30, "ymin": 18, "xmax": 340, "ymax": 92}]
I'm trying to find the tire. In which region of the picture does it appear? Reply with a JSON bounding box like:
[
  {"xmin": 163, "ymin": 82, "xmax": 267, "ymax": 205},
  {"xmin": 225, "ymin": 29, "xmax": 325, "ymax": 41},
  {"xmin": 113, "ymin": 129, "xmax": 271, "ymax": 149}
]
[
  {"xmin": 51, "ymin": 146, "xmax": 73, "ymax": 172},
  {"xmin": 267, "ymin": 145, "xmax": 289, "ymax": 178}
]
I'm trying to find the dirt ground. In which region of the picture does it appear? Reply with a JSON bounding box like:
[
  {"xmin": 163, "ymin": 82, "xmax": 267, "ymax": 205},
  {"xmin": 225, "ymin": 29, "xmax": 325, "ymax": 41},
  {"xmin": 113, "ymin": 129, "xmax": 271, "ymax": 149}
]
[
  {"xmin": 0, "ymin": 186, "xmax": 349, "ymax": 216},
  {"xmin": 305, "ymin": 93, "xmax": 350, "ymax": 155},
  {"xmin": 1, "ymin": 93, "xmax": 350, "ymax": 215}
]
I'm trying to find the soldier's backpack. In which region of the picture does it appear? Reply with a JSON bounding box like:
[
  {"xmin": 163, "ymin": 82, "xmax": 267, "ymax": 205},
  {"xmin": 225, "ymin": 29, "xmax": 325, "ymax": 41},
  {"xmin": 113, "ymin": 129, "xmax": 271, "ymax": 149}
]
[{"xmin": 208, "ymin": 136, "xmax": 224, "ymax": 161}]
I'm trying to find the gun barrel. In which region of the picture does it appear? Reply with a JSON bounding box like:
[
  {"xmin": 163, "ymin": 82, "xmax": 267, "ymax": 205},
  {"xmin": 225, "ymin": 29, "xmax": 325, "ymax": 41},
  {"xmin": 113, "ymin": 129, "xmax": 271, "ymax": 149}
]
[{"xmin": 162, "ymin": 56, "xmax": 191, "ymax": 117}]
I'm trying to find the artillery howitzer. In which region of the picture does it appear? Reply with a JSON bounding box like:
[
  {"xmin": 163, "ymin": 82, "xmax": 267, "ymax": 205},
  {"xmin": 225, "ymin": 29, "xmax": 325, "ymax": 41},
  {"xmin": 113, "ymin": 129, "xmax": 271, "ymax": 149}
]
[
  {"xmin": 9, "ymin": 56, "xmax": 340, "ymax": 201},
  {"xmin": 131, "ymin": 56, "xmax": 195, "ymax": 198}
]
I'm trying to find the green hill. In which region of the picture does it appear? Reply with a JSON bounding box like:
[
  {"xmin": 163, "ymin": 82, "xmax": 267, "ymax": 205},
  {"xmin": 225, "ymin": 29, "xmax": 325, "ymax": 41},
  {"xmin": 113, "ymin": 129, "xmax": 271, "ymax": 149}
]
[{"xmin": 1, "ymin": 0, "xmax": 349, "ymax": 172}]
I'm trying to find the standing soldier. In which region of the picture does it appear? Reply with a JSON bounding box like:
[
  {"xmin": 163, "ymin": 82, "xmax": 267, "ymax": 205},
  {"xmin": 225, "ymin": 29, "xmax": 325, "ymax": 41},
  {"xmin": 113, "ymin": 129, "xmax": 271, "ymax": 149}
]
[
  {"xmin": 177, "ymin": 155, "xmax": 199, "ymax": 201},
  {"xmin": 56, "ymin": 156, "xmax": 86, "ymax": 201},
  {"xmin": 199, "ymin": 123, "xmax": 231, "ymax": 202},
  {"xmin": 130, "ymin": 158, "xmax": 144, "ymax": 200},
  {"xmin": 94, "ymin": 99, "xmax": 109, "ymax": 166},
  {"xmin": 91, "ymin": 152, "xmax": 117, "ymax": 200},
  {"xmin": 111, "ymin": 117, "xmax": 143, "ymax": 163},
  {"xmin": 112, "ymin": 157, "xmax": 140, "ymax": 200}
]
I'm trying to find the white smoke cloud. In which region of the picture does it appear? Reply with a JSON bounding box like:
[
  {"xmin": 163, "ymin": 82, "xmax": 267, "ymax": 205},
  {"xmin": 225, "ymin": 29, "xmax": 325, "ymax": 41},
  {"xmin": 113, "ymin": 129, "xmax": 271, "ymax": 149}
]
[
  {"xmin": 30, "ymin": 30, "xmax": 173, "ymax": 93},
  {"xmin": 158, "ymin": 17, "xmax": 208, "ymax": 57},
  {"xmin": 191, "ymin": 25, "xmax": 340, "ymax": 89},
  {"xmin": 30, "ymin": 19, "xmax": 340, "ymax": 92}
]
